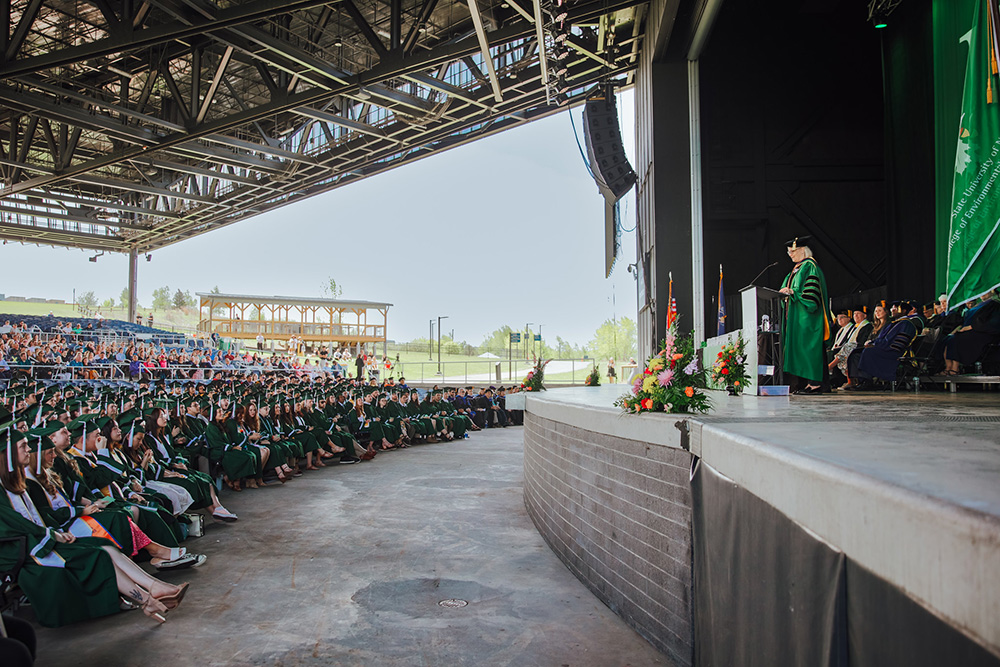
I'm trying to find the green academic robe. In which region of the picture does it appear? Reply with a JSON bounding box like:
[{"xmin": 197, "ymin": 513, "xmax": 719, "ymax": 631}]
[
  {"xmin": 781, "ymin": 257, "xmax": 832, "ymax": 382},
  {"xmin": 0, "ymin": 493, "xmax": 120, "ymax": 627}
]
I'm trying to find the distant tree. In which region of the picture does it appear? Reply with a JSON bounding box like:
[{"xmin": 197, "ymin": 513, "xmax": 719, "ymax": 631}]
[
  {"xmin": 118, "ymin": 287, "xmax": 131, "ymax": 309},
  {"xmin": 479, "ymin": 325, "xmax": 517, "ymax": 356},
  {"xmin": 209, "ymin": 285, "xmax": 224, "ymax": 316},
  {"xmin": 320, "ymin": 277, "xmax": 343, "ymax": 299},
  {"xmin": 152, "ymin": 285, "xmax": 172, "ymax": 310},
  {"xmin": 77, "ymin": 291, "xmax": 98, "ymax": 310},
  {"xmin": 588, "ymin": 316, "xmax": 637, "ymax": 363},
  {"xmin": 100, "ymin": 297, "xmax": 115, "ymax": 310},
  {"xmin": 172, "ymin": 289, "xmax": 194, "ymax": 309}
]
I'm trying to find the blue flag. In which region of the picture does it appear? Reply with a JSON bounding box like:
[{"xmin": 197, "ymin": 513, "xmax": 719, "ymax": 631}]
[{"xmin": 717, "ymin": 266, "xmax": 726, "ymax": 336}]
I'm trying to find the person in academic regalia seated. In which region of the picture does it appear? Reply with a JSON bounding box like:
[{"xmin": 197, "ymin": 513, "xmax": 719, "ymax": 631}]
[
  {"xmin": 942, "ymin": 291, "xmax": 1000, "ymax": 374},
  {"xmin": 0, "ymin": 430, "xmax": 190, "ymax": 626},
  {"xmin": 778, "ymin": 236, "xmax": 833, "ymax": 394},
  {"xmin": 205, "ymin": 397, "xmax": 261, "ymax": 492},
  {"xmin": 845, "ymin": 302, "xmax": 925, "ymax": 390},
  {"xmin": 26, "ymin": 436, "xmax": 205, "ymax": 570}
]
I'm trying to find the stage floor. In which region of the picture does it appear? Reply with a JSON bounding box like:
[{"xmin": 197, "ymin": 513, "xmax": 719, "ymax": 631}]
[{"xmin": 531, "ymin": 385, "xmax": 1000, "ymax": 521}]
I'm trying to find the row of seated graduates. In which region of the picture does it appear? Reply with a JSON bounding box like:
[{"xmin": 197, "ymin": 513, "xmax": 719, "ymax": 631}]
[
  {"xmin": 827, "ymin": 292, "xmax": 1000, "ymax": 391},
  {"xmin": 0, "ymin": 371, "xmax": 504, "ymax": 639},
  {"xmin": 431, "ymin": 385, "xmax": 524, "ymax": 428}
]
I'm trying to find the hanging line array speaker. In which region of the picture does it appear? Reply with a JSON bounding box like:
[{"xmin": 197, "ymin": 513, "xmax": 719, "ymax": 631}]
[{"xmin": 582, "ymin": 84, "xmax": 637, "ymax": 203}]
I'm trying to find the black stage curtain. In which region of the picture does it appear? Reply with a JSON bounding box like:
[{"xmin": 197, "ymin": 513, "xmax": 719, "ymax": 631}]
[
  {"xmin": 691, "ymin": 459, "xmax": 1000, "ymax": 666},
  {"xmin": 846, "ymin": 560, "xmax": 1000, "ymax": 667},
  {"xmin": 691, "ymin": 460, "xmax": 847, "ymax": 667}
]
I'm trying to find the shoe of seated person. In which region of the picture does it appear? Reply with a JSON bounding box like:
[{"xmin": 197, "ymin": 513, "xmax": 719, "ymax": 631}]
[{"xmin": 338, "ymin": 456, "xmax": 360, "ymax": 464}]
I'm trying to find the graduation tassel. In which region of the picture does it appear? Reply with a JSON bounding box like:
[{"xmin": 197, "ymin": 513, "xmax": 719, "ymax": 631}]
[
  {"xmin": 6, "ymin": 427, "xmax": 12, "ymax": 473},
  {"xmin": 36, "ymin": 436, "xmax": 42, "ymax": 475}
]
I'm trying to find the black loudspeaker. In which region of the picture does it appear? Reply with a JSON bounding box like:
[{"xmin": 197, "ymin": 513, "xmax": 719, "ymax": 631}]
[{"xmin": 582, "ymin": 85, "xmax": 636, "ymax": 202}]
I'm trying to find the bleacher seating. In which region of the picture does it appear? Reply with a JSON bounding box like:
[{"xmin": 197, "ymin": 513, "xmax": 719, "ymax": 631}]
[{"xmin": 0, "ymin": 314, "xmax": 187, "ymax": 345}]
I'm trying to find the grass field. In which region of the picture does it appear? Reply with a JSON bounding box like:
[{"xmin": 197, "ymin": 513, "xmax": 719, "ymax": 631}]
[{"xmin": 0, "ymin": 300, "xmax": 201, "ymax": 330}]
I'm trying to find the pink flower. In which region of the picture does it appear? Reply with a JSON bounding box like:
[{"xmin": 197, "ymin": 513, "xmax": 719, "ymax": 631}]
[
  {"xmin": 632, "ymin": 376, "xmax": 643, "ymax": 395},
  {"xmin": 656, "ymin": 369, "xmax": 674, "ymax": 387}
]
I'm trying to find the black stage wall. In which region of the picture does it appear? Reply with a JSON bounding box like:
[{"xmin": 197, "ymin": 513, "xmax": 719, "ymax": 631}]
[{"xmin": 635, "ymin": 0, "xmax": 938, "ymax": 353}]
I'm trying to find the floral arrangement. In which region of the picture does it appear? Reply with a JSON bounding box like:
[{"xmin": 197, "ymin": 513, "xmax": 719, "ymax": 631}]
[
  {"xmin": 521, "ymin": 357, "xmax": 550, "ymax": 392},
  {"xmin": 584, "ymin": 366, "xmax": 601, "ymax": 386},
  {"xmin": 710, "ymin": 334, "xmax": 750, "ymax": 394},
  {"xmin": 614, "ymin": 325, "xmax": 710, "ymax": 414}
]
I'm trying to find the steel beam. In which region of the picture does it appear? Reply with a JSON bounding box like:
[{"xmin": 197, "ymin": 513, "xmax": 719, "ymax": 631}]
[
  {"xmin": 467, "ymin": 0, "xmax": 504, "ymax": 103},
  {"xmin": 0, "ymin": 0, "xmax": 336, "ymax": 78}
]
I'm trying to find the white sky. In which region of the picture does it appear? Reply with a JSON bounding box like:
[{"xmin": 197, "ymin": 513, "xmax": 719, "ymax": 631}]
[{"xmin": 0, "ymin": 91, "xmax": 638, "ymax": 348}]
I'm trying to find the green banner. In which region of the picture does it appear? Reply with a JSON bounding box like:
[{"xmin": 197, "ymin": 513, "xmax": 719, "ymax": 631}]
[{"xmin": 948, "ymin": 0, "xmax": 1000, "ymax": 306}]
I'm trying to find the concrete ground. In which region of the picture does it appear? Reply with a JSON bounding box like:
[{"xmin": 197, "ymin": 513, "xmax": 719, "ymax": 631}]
[{"xmin": 21, "ymin": 427, "xmax": 671, "ymax": 667}]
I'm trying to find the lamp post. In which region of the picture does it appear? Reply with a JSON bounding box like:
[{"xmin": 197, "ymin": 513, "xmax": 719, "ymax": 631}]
[
  {"xmin": 536, "ymin": 324, "xmax": 543, "ymax": 358},
  {"xmin": 525, "ymin": 322, "xmax": 533, "ymax": 360},
  {"xmin": 428, "ymin": 319, "xmax": 434, "ymax": 361},
  {"xmin": 437, "ymin": 315, "xmax": 449, "ymax": 375}
]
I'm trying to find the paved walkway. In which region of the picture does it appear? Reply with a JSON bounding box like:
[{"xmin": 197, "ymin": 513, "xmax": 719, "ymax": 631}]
[{"xmin": 24, "ymin": 428, "xmax": 671, "ymax": 667}]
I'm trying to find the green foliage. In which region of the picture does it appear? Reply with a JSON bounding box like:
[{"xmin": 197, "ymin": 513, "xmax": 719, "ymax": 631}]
[
  {"xmin": 152, "ymin": 285, "xmax": 172, "ymax": 310},
  {"xmin": 321, "ymin": 277, "xmax": 343, "ymax": 299},
  {"xmin": 172, "ymin": 289, "xmax": 194, "ymax": 309},
  {"xmin": 100, "ymin": 297, "xmax": 115, "ymax": 309},
  {"xmin": 588, "ymin": 316, "xmax": 637, "ymax": 363},
  {"xmin": 77, "ymin": 290, "xmax": 97, "ymax": 309},
  {"xmin": 118, "ymin": 287, "xmax": 130, "ymax": 309}
]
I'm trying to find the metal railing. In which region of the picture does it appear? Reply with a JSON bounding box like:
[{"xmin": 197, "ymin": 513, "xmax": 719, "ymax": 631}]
[
  {"xmin": 388, "ymin": 358, "xmax": 598, "ymax": 385},
  {"xmin": 0, "ymin": 362, "xmax": 336, "ymax": 383}
]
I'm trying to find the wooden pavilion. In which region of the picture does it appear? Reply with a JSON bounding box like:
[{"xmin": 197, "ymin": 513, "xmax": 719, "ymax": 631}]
[{"xmin": 197, "ymin": 292, "xmax": 391, "ymax": 353}]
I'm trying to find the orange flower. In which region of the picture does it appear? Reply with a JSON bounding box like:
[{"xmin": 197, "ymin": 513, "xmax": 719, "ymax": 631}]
[
  {"xmin": 641, "ymin": 398, "xmax": 654, "ymax": 410},
  {"xmin": 672, "ymin": 353, "xmax": 684, "ymax": 361},
  {"xmin": 734, "ymin": 381, "xmax": 740, "ymax": 386},
  {"xmin": 526, "ymin": 386, "xmax": 532, "ymax": 391},
  {"xmin": 684, "ymin": 386, "xmax": 694, "ymax": 398}
]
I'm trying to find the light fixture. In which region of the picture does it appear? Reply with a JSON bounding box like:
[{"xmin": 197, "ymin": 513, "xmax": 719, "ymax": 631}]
[
  {"xmin": 146, "ymin": 253, "xmax": 152, "ymax": 262},
  {"xmin": 333, "ymin": 36, "xmax": 343, "ymax": 47},
  {"xmin": 89, "ymin": 252, "xmax": 104, "ymax": 262},
  {"xmin": 356, "ymin": 87, "xmax": 372, "ymax": 101}
]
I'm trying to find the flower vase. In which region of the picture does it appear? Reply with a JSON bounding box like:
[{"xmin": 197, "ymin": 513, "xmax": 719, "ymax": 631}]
[{"xmin": 726, "ymin": 385, "xmax": 739, "ymax": 396}]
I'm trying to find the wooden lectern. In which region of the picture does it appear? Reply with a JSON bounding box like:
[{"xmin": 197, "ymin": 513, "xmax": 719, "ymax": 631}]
[{"xmin": 739, "ymin": 285, "xmax": 786, "ymax": 394}]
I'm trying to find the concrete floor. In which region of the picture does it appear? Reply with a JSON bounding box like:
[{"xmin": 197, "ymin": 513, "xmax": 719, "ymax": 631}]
[{"xmin": 21, "ymin": 427, "xmax": 672, "ymax": 667}]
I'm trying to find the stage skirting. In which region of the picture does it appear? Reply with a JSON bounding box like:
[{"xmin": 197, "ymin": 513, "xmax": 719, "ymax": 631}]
[{"xmin": 520, "ymin": 387, "xmax": 1000, "ymax": 667}]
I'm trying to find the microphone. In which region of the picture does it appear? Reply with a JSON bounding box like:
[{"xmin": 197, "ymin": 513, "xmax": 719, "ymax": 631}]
[{"xmin": 746, "ymin": 261, "xmax": 779, "ymax": 289}]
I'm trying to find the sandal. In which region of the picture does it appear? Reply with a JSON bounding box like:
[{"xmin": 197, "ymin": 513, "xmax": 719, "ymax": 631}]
[
  {"xmin": 156, "ymin": 582, "xmax": 190, "ymax": 610},
  {"xmin": 142, "ymin": 593, "xmax": 169, "ymax": 623}
]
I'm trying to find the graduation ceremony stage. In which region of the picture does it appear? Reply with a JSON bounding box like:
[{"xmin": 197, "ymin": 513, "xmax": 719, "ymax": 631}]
[{"xmin": 520, "ymin": 386, "xmax": 1000, "ymax": 667}]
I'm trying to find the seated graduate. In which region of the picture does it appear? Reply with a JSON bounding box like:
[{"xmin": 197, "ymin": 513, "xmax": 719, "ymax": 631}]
[
  {"xmin": 205, "ymin": 395, "xmax": 260, "ymax": 492},
  {"xmin": 0, "ymin": 429, "xmax": 190, "ymax": 626},
  {"xmin": 25, "ymin": 431, "xmax": 205, "ymax": 571},
  {"xmin": 131, "ymin": 408, "xmax": 237, "ymax": 521}
]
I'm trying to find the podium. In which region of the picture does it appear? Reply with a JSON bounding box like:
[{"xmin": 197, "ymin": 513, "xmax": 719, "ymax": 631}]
[{"xmin": 739, "ymin": 285, "xmax": 786, "ymax": 394}]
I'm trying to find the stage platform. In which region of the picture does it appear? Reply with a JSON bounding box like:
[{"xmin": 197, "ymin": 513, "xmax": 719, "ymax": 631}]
[{"xmin": 520, "ymin": 386, "xmax": 1000, "ymax": 666}]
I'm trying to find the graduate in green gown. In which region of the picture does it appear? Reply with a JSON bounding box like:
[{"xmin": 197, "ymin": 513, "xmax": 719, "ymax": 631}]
[
  {"xmin": 778, "ymin": 236, "xmax": 833, "ymax": 393},
  {"xmin": 205, "ymin": 397, "xmax": 260, "ymax": 491},
  {"xmin": 0, "ymin": 430, "xmax": 189, "ymax": 626}
]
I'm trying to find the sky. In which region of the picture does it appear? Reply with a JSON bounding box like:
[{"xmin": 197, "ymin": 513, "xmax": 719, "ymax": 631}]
[{"xmin": 0, "ymin": 91, "xmax": 638, "ymax": 349}]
